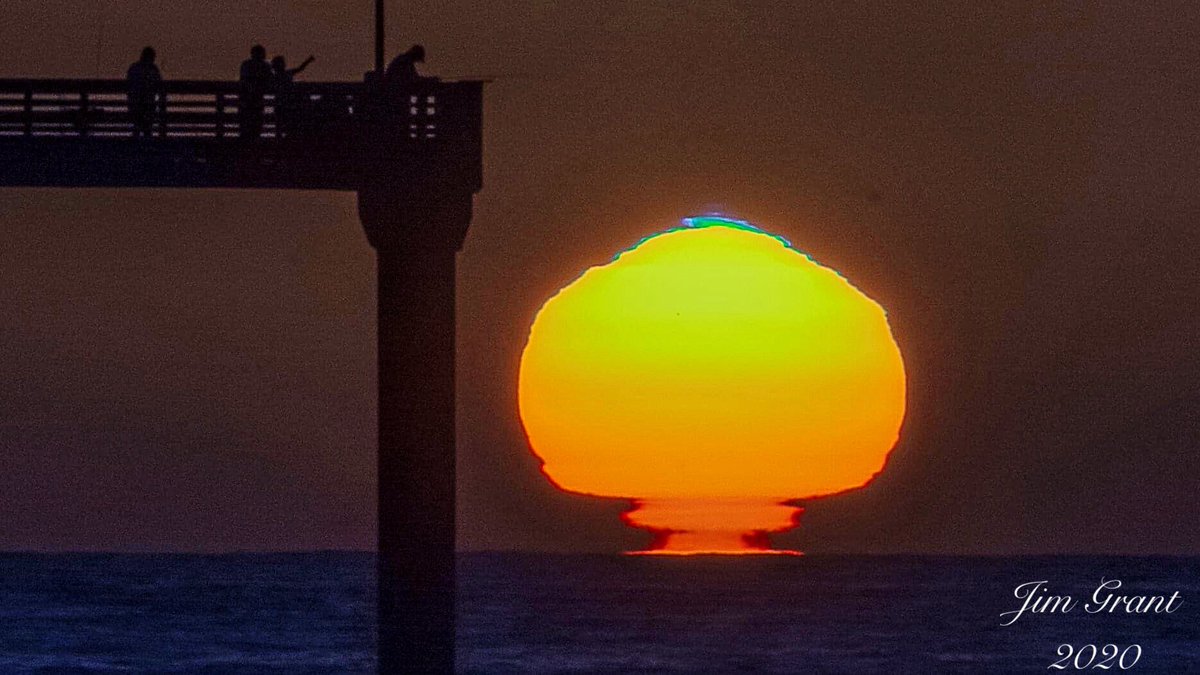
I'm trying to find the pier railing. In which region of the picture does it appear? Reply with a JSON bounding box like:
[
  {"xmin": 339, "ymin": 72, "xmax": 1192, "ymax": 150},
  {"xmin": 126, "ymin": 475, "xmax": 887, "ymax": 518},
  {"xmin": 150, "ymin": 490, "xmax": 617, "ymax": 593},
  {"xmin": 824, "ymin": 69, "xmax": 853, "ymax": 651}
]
[{"xmin": 0, "ymin": 78, "xmax": 472, "ymax": 142}]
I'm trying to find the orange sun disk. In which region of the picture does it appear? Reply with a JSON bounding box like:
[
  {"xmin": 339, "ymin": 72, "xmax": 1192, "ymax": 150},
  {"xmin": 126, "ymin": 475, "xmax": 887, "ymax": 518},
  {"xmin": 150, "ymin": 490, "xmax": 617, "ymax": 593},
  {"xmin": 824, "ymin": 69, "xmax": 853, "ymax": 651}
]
[{"xmin": 517, "ymin": 217, "xmax": 906, "ymax": 554}]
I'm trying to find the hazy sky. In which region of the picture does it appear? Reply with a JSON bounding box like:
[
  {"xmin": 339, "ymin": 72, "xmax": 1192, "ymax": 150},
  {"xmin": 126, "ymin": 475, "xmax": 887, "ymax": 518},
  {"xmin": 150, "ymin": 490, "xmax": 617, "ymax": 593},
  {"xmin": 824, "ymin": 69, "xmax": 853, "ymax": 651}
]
[{"xmin": 1, "ymin": 1, "xmax": 1198, "ymax": 553}]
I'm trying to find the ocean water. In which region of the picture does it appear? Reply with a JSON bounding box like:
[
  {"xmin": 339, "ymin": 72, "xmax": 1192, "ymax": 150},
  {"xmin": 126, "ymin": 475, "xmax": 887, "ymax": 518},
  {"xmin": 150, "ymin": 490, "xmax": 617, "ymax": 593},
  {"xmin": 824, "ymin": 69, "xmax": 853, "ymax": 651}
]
[{"xmin": 0, "ymin": 553, "xmax": 1195, "ymax": 673}]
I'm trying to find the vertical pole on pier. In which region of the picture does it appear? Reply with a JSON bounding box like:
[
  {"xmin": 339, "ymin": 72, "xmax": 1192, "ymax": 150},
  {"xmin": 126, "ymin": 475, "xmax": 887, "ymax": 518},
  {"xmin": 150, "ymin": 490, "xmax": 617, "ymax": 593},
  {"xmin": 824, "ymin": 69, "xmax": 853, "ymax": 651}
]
[
  {"xmin": 375, "ymin": 0, "xmax": 386, "ymax": 74},
  {"xmin": 360, "ymin": 187, "xmax": 473, "ymax": 674}
]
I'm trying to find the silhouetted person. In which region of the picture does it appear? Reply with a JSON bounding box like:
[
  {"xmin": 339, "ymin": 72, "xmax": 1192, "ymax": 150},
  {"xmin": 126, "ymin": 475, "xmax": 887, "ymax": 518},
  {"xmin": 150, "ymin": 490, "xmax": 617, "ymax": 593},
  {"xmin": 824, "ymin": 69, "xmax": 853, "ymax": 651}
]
[
  {"xmin": 271, "ymin": 54, "xmax": 315, "ymax": 138},
  {"xmin": 384, "ymin": 44, "xmax": 426, "ymax": 90},
  {"xmin": 126, "ymin": 47, "xmax": 162, "ymax": 138},
  {"xmin": 239, "ymin": 45, "xmax": 272, "ymax": 139}
]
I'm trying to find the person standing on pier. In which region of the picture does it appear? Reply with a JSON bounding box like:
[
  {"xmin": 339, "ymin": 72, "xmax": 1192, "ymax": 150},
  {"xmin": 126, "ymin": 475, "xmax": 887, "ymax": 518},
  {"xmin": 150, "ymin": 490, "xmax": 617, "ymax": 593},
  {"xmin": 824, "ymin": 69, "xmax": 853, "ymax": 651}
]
[
  {"xmin": 126, "ymin": 47, "xmax": 162, "ymax": 138},
  {"xmin": 238, "ymin": 45, "xmax": 272, "ymax": 139},
  {"xmin": 271, "ymin": 54, "xmax": 315, "ymax": 138}
]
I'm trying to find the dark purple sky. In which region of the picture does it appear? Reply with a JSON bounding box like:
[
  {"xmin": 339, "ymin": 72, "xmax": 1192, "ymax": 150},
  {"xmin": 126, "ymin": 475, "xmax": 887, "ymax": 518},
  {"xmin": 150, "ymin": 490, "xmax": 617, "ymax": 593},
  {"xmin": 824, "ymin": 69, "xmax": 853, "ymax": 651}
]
[{"xmin": 1, "ymin": 1, "xmax": 1198, "ymax": 553}]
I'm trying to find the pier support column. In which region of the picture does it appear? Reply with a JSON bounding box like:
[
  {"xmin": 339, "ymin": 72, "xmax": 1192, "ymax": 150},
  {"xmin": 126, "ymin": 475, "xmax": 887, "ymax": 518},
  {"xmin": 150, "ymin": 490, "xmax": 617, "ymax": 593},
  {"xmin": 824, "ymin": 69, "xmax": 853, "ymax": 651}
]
[{"xmin": 359, "ymin": 187, "xmax": 473, "ymax": 674}]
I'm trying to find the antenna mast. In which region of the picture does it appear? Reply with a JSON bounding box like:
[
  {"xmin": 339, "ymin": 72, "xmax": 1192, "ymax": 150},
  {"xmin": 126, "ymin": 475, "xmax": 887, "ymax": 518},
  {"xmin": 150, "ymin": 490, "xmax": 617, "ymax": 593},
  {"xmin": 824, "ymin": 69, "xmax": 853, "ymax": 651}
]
[{"xmin": 375, "ymin": 0, "xmax": 386, "ymax": 74}]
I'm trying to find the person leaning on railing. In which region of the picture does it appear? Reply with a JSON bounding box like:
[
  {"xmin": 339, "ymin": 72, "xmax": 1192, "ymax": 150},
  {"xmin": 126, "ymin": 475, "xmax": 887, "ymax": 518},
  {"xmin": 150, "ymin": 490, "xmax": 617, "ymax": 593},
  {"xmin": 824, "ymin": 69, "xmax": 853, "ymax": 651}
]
[
  {"xmin": 383, "ymin": 44, "xmax": 439, "ymax": 96},
  {"xmin": 384, "ymin": 44, "xmax": 425, "ymax": 87},
  {"xmin": 126, "ymin": 47, "xmax": 163, "ymax": 138},
  {"xmin": 239, "ymin": 45, "xmax": 272, "ymax": 139}
]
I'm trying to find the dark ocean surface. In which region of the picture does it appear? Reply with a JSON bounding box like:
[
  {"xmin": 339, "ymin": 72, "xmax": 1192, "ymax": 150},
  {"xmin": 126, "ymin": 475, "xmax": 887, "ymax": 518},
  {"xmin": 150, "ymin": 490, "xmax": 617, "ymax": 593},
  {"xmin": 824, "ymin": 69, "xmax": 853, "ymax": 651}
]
[{"xmin": 0, "ymin": 553, "xmax": 1195, "ymax": 673}]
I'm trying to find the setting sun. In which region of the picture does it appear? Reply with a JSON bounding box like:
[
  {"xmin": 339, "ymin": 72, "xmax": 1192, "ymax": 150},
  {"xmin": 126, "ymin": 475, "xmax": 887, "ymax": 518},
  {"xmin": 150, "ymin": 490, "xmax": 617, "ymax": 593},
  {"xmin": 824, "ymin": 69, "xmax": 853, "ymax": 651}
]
[{"xmin": 518, "ymin": 217, "xmax": 906, "ymax": 553}]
